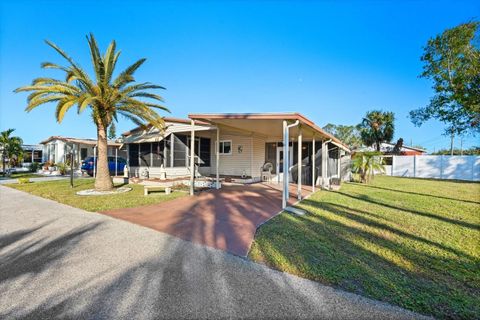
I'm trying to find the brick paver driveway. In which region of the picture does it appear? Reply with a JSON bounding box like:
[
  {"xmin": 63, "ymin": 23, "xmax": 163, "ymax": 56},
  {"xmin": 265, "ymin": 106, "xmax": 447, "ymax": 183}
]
[{"xmin": 101, "ymin": 183, "xmax": 312, "ymax": 256}]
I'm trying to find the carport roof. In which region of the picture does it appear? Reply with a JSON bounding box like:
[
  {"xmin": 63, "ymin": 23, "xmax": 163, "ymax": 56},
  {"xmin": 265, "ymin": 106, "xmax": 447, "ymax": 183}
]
[{"xmin": 189, "ymin": 112, "xmax": 350, "ymax": 152}]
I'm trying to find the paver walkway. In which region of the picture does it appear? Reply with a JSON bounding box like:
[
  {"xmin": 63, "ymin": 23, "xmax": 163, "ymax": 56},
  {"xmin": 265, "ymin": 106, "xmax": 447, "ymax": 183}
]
[
  {"xmin": 0, "ymin": 186, "xmax": 428, "ymax": 319},
  {"xmin": 102, "ymin": 183, "xmax": 312, "ymax": 256}
]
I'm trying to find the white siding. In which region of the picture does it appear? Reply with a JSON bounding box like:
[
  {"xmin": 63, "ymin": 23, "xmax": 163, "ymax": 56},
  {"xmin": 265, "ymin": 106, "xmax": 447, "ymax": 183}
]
[
  {"xmin": 210, "ymin": 134, "xmax": 266, "ymax": 178},
  {"xmin": 251, "ymin": 137, "xmax": 266, "ymax": 180}
]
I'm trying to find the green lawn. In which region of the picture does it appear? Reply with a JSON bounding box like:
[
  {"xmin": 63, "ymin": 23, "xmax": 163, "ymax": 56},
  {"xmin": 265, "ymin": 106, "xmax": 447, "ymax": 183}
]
[
  {"xmin": 249, "ymin": 176, "xmax": 480, "ymax": 319},
  {"xmin": 0, "ymin": 172, "xmax": 43, "ymax": 180},
  {"xmin": 6, "ymin": 178, "xmax": 187, "ymax": 212}
]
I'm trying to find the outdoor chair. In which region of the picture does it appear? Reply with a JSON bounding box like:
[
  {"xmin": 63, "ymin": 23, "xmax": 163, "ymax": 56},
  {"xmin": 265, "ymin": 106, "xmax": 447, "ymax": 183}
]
[{"xmin": 261, "ymin": 162, "xmax": 274, "ymax": 182}]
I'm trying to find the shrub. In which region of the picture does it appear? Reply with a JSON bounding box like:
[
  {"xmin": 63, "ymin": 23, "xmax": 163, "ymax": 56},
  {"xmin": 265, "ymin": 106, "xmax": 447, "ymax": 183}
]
[
  {"xmin": 18, "ymin": 177, "xmax": 30, "ymax": 184},
  {"xmin": 56, "ymin": 162, "xmax": 67, "ymax": 175},
  {"xmin": 351, "ymin": 151, "xmax": 385, "ymax": 183},
  {"xmin": 30, "ymin": 162, "xmax": 40, "ymax": 172}
]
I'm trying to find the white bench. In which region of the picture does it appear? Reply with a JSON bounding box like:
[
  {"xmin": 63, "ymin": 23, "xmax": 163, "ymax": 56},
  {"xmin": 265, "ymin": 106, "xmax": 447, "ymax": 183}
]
[{"xmin": 144, "ymin": 185, "xmax": 172, "ymax": 196}]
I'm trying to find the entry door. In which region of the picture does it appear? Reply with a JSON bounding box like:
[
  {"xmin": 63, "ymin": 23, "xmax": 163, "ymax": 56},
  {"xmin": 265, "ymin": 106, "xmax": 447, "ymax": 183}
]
[{"xmin": 276, "ymin": 146, "xmax": 293, "ymax": 174}]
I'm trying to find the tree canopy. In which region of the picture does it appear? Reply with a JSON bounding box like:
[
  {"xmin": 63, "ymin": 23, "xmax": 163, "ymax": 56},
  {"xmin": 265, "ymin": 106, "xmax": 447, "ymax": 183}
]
[
  {"xmin": 15, "ymin": 34, "xmax": 169, "ymax": 190},
  {"xmin": 359, "ymin": 110, "xmax": 395, "ymax": 151},
  {"xmin": 322, "ymin": 123, "xmax": 362, "ymax": 149},
  {"xmin": 409, "ymin": 21, "xmax": 480, "ymax": 137},
  {"xmin": 0, "ymin": 129, "xmax": 23, "ymax": 175}
]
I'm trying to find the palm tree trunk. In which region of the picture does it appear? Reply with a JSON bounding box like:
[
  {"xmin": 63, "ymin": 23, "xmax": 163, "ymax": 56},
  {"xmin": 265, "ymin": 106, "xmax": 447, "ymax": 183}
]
[{"xmin": 94, "ymin": 125, "xmax": 114, "ymax": 191}]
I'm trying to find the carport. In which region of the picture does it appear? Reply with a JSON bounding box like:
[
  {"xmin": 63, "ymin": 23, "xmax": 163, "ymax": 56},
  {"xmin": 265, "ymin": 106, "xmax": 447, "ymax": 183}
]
[{"xmin": 188, "ymin": 113, "xmax": 350, "ymax": 208}]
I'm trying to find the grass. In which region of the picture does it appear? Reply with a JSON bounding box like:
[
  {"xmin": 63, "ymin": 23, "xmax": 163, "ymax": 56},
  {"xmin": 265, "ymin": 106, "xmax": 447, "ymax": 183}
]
[
  {"xmin": 6, "ymin": 178, "xmax": 187, "ymax": 212},
  {"xmin": 249, "ymin": 176, "xmax": 480, "ymax": 319},
  {"xmin": 0, "ymin": 172, "xmax": 43, "ymax": 180}
]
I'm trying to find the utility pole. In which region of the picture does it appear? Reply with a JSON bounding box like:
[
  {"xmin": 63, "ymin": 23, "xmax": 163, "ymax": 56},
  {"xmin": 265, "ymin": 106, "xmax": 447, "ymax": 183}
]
[{"xmin": 460, "ymin": 137, "xmax": 463, "ymax": 156}]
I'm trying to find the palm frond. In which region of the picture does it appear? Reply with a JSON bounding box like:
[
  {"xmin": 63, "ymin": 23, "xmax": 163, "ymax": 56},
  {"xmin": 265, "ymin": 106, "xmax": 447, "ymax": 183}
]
[
  {"xmin": 26, "ymin": 94, "xmax": 65, "ymax": 111},
  {"xmin": 113, "ymin": 58, "xmax": 146, "ymax": 88},
  {"xmin": 55, "ymin": 98, "xmax": 78, "ymax": 123}
]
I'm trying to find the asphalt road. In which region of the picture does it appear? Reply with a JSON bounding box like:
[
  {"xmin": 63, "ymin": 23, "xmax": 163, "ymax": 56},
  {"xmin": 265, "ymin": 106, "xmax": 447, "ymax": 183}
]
[{"xmin": 0, "ymin": 186, "xmax": 429, "ymax": 319}]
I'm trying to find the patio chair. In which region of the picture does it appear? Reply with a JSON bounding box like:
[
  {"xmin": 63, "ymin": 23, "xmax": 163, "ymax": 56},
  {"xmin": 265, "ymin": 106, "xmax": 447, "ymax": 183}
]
[{"xmin": 261, "ymin": 162, "xmax": 274, "ymax": 183}]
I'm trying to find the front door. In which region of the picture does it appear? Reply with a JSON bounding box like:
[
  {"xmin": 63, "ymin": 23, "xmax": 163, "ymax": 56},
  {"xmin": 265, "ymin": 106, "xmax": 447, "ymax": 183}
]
[{"xmin": 276, "ymin": 146, "xmax": 293, "ymax": 181}]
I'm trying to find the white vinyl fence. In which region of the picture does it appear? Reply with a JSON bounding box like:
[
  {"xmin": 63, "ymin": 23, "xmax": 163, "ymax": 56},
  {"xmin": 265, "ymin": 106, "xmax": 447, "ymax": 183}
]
[{"xmin": 386, "ymin": 155, "xmax": 480, "ymax": 181}]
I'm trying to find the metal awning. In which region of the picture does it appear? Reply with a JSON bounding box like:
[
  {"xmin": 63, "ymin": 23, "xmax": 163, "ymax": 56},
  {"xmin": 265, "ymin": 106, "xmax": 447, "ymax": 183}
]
[{"xmin": 123, "ymin": 123, "xmax": 214, "ymax": 144}]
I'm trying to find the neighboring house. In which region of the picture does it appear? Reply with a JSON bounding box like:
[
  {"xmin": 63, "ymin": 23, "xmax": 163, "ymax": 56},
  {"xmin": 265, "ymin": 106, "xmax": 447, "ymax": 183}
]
[
  {"xmin": 0, "ymin": 144, "xmax": 42, "ymax": 166},
  {"xmin": 123, "ymin": 113, "xmax": 351, "ymax": 207},
  {"xmin": 22, "ymin": 144, "xmax": 43, "ymax": 163},
  {"xmin": 40, "ymin": 136, "xmax": 126, "ymax": 167},
  {"xmin": 357, "ymin": 142, "xmax": 426, "ymax": 156}
]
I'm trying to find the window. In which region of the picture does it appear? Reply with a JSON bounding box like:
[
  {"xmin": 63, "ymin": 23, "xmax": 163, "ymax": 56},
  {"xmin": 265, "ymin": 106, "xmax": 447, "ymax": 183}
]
[
  {"xmin": 139, "ymin": 143, "xmax": 152, "ymax": 167},
  {"xmin": 218, "ymin": 140, "xmax": 232, "ymax": 155},
  {"xmin": 200, "ymin": 138, "xmax": 211, "ymax": 167},
  {"xmin": 173, "ymin": 135, "xmax": 187, "ymax": 167},
  {"xmin": 152, "ymin": 141, "xmax": 164, "ymax": 167},
  {"xmin": 128, "ymin": 144, "xmax": 139, "ymax": 166},
  {"xmin": 80, "ymin": 148, "xmax": 88, "ymax": 160}
]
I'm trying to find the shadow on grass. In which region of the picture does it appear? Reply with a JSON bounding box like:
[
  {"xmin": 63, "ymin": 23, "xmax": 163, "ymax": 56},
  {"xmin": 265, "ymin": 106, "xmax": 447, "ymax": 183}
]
[
  {"xmin": 301, "ymin": 199, "xmax": 477, "ymax": 262},
  {"xmin": 335, "ymin": 191, "xmax": 480, "ymax": 231},
  {"xmin": 353, "ymin": 183, "xmax": 480, "ymax": 205},
  {"xmin": 252, "ymin": 202, "xmax": 480, "ymax": 319}
]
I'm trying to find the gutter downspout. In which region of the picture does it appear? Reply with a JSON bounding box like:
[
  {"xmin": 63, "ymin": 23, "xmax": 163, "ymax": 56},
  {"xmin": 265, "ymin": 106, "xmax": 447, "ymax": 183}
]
[{"xmin": 282, "ymin": 120, "xmax": 300, "ymax": 209}]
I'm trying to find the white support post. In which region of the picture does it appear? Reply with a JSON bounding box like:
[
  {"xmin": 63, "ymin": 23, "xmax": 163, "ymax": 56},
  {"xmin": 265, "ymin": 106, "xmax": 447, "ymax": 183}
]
[
  {"xmin": 216, "ymin": 126, "xmax": 220, "ymax": 189},
  {"xmin": 170, "ymin": 134, "xmax": 174, "ymax": 168},
  {"xmin": 312, "ymin": 137, "xmax": 316, "ymax": 192},
  {"xmin": 282, "ymin": 120, "xmax": 288, "ymax": 209},
  {"xmin": 150, "ymin": 143, "xmax": 153, "ymax": 170},
  {"xmin": 282, "ymin": 120, "xmax": 300, "ymax": 209},
  {"xmin": 413, "ymin": 155, "xmax": 417, "ymax": 178},
  {"xmin": 190, "ymin": 120, "xmax": 195, "ymax": 195},
  {"xmin": 297, "ymin": 126, "xmax": 302, "ymax": 200},
  {"xmin": 337, "ymin": 148, "xmax": 341, "ymax": 178},
  {"xmin": 321, "ymin": 140, "xmax": 328, "ymax": 188},
  {"xmin": 115, "ymin": 147, "xmax": 118, "ymax": 177},
  {"xmin": 126, "ymin": 144, "xmax": 130, "ymax": 176}
]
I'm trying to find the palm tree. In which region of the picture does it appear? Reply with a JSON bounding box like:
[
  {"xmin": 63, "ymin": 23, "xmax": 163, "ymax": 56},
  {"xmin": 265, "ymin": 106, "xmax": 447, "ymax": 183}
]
[
  {"xmin": 351, "ymin": 151, "xmax": 385, "ymax": 183},
  {"xmin": 15, "ymin": 34, "xmax": 168, "ymax": 190},
  {"xmin": 359, "ymin": 110, "xmax": 395, "ymax": 151},
  {"xmin": 0, "ymin": 129, "xmax": 23, "ymax": 176}
]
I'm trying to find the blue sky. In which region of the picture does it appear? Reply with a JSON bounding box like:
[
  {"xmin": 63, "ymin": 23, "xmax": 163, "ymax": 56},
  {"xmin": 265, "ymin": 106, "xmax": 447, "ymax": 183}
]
[{"xmin": 0, "ymin": 0, "xmax": 478, "ymax": 151}]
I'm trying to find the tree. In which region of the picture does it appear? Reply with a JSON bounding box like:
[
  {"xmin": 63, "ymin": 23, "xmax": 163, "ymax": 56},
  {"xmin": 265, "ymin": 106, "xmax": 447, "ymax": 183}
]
[
  {"xmin": 359, "ymin": 110, "xmax": 395, "ymax": 151},
  {"xmin": 351, "ymin": 151, "xmax": 385, "ymax": 183},
  {"xmin": 108, "ymin": 123, "xmax": 116, "ymax": 140},
  {"xmin": 431, "ymin": 146, "xmax": 480, "ymax": 155},
  {"xmin": 409, "ymin": 21, "xmax": 480, "ymax": 154},
  {"xmin": 15, "ymin": 34, "xmax": 168, "ymax": 190},
  {"xmin": 392, "ymin": 138, "xmax": 404, "ymax": 155},
  {"xmin": 322, "ymin": 123, "xmax": 363, "ymax": 149},
  {"xmin": 0, "ymin": 129, "xmax": 23, "ymax": 176}
]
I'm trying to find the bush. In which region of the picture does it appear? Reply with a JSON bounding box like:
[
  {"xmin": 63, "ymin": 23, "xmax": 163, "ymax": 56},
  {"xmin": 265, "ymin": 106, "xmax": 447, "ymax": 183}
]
[
  {"xmin": 18, "ymin": 178, "xmax": 30, "ymax": 184},
  {"xmin": 30, "ymin": 162, "xmax": 40, "ymax": 172},
  {"xmin": 56, "ymin": 162, "xmax": 67, "ymax": 175}
]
